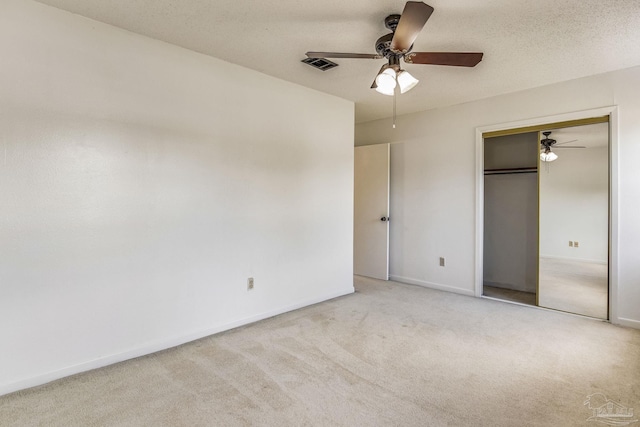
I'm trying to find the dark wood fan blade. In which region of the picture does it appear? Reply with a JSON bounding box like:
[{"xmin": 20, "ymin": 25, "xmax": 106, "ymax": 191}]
[
  {"xmin": 404, "ymin": 52, "xmax": 483, "ymax": 66},
  {"xmin": 554, "ymin": 139, "xmax": 578, "ymax": 146},
  {"xmin": 306, "ymin": 52, "xmax": 383, "ymax": 59},
  {"xmin": 390, "ymin": 2, "xmax": 434, "ymax": 54}
]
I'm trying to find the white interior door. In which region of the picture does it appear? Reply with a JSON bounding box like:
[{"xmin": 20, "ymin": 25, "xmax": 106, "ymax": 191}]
[{"xmin": 354, "ymin": 144, "xmax": 390, "ymax": 280}]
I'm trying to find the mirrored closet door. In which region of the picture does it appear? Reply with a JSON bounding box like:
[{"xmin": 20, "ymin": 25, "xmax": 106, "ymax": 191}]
[
  {"xmin": 483, "ymin": 118, "xmax": 609, "ymax": 320},
  {"xmin": 537, "ymin": 122, "xmax": 609, "ymax": 319}
]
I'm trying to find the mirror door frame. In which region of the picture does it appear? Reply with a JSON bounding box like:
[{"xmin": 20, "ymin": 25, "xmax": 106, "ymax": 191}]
[{"xmin": 474, "ymin": 106, "xmax": 619, "ymax": 323}]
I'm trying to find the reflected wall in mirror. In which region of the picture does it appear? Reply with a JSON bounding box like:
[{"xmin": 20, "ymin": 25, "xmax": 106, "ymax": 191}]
[{"xmin": 537, "ymin": 122, "xmax": 609, "ymax": 319}]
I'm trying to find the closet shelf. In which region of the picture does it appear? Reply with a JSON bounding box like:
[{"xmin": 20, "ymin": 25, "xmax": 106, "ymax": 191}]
[{"xmin": 484, "ymin": 167, "xmax": 538, "ymax": 175}]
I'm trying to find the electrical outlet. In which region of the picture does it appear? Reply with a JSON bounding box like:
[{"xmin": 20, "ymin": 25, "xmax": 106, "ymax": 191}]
[
  {"xmin": 247, "ymin": 277, "xmax": 254, "ymax": 291},
  {"xmin": 574, "ymin": 241, "xmax": 579, "ymax": 248},
  {"xmin": 439, "ymin": 257, "xmax": 445, "ymax": 267},
  {"xmin": 569, "ymin": 241, "xmax": 574, "ymax": 247}
]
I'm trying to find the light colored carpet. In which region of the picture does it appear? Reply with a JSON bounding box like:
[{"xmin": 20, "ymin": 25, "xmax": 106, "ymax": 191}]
[
  {"xmin": 2, "ymin": 276, "xmax": 639, "ymax": 426},
  {"xmin": 539, "ymin": 257, "xmax": 608, "ymax": 319}
]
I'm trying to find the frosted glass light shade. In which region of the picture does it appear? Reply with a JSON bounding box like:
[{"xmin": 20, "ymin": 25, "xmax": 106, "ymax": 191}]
[
  {"xmin": 540, "ymin": 150, "xmax": 558, "ymax": 162},
  {"xmin": 375, "ymin": 68, "xmax": 396, "ymax": 96},
  {"xmin": 397, "ymin": 70, "xmax": 419, "ymax": 93}
]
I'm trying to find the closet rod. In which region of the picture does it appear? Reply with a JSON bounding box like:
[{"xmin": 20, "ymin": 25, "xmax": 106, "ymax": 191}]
[{"xmin": 484, "ymin": 167, "xmax": 537, "ymax": 175}]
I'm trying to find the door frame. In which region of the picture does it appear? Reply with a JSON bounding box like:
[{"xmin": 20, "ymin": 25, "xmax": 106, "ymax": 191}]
[
  {"xmin": 474, "ymin": 106, "xmax": 619, "ymax": 323},
  {"xmin": 354, "ymin": 143, "xmax": 390, "ymax": 280}
]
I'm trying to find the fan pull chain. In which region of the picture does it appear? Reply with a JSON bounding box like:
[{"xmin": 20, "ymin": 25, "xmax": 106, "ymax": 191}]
[{"xmin": 393, "ymin": 86, "xmax": 397, "ymax": 129}]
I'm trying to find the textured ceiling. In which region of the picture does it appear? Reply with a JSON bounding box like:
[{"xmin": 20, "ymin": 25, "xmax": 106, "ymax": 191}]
[{"xmin": 34, "ymin": 0, "xmax": 640, "ymax": 123}]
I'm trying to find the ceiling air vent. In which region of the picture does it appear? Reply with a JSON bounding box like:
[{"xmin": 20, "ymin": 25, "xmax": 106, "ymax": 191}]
[{"xmin": 301, "ymin": 57, "xmax": 338, "ymax": 71}]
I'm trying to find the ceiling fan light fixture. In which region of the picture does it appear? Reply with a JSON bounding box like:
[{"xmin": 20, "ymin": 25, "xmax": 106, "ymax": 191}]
[
  {"xmin": 396, "ymin": 70, "xmax": 419, "ymax": 93},
  {"xmin": 304, "ymin": 1, "xmax": 485, "ymax": 114},
  {"xmin": 375, "ymin": 68, "xmax": 397, "ymax": 96},
  {"xmin": 540, "ymin": 149, "xmax": 558, "ymax": 162}
]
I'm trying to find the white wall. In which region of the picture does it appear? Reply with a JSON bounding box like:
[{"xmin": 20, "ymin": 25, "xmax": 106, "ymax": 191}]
[
  {"xmin": 0, "ymin": 0, "xmax": 354, "ymax": 395},
  {"xmin": 357, "ymin": 65, "xmax": 640, "ymax": 328},
  {"xmin": 540, "ymin": 146, "xmax": 609, "ymax": 263}
]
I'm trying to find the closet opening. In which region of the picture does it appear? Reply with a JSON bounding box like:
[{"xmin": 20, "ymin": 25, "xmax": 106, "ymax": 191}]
[{"xmin": 480, "ymin": 116, "xmax": 610, "ymax": 319}]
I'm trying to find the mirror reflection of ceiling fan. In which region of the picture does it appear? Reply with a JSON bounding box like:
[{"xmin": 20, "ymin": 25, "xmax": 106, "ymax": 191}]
[
  {"xmin": 305, "ymin": 1, "xmax": 483, "ymax": 96},
  {"xmin": 540, "ymin": 131, "xmax": 586, "ymax": 162}
]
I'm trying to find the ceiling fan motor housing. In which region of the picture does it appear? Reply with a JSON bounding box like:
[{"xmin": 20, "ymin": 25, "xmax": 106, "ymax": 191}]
[
  {"xmin": 541, "ymin": 131, "xmax": 556, "ymax": 148},
  {"xmin": 375, "ymin": 33, "xmax": 394, "ymax": 57},
  {"xmin": 384, "ymin": 14, "xmax": 401, "ymax": 31},
  {"xmin": 375, "ymin": 32, "xmax": 413, "ymax": 59}
]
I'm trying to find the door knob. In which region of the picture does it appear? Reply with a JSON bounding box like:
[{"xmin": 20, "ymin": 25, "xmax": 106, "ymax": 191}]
[{"xmin": 380, "ymin": 217, "xmax": 389, "ymax": 222}]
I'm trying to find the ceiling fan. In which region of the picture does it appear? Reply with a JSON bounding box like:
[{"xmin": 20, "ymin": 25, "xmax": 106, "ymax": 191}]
[
  {"xmin": 305, "ymin": 1, "xmax": 484, "ymax": 96},
  {"xmin": 540, "ymin": 131, "xmax": 586, "ymax": 162}
]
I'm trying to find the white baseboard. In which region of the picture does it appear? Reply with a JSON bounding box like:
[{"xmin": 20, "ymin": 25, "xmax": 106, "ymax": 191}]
[
  {"xmin": 0, "ymin": 287, "xmax": 354, "ymax": 397},
  {"xmin": 614, "ymin": 317, "xmax": 640, "ymax": 330},
  {"xmin": 389, "ymin": 275, "xmax": 475, "ymax": 297}
]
